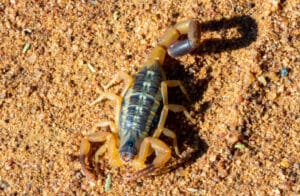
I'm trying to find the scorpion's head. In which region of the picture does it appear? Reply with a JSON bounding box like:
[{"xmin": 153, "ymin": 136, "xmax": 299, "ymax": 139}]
[{"xmin": 119, "ymin": 138, "xmax": 138, "ymax": 162}]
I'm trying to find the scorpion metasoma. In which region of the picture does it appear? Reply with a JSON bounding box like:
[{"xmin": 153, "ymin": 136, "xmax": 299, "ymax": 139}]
[{"xmin": 80, "ymin": 19, "xmax": 201, "ymax": 182}]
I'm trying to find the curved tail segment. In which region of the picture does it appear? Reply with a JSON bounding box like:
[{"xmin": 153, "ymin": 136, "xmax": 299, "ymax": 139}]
[{"xmin": 145, "ymin": 19, "xmax": 201, "ymax": 68}]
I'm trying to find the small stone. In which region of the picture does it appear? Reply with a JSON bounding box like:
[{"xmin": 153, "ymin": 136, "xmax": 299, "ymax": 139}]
[
  {"xmin": 280, "ymin": 158, "xmax": 289, "ymax": 168},
  {"xmin": 209, "ymin": 154, "xmax": 217, "ymax": 162},
  {"xmin": 244, "ymin": 71, "xmax": 256, "ymax": 87},
  {"xmin": 272, "ymin": 188, "xmax": 281, "ymax": 195},
  {"xmin": 267, "ymin": 91, "xmax": 277, "ymax": 101},
  {"xmin": 257, "ymin": 75, "xmax": 267, "ymax": 86},
  {"xmin": 187, "ymin": 188, "xmax": 198, "ymax": 193},
  {"xmin": 0, "ymin": 92, "xmax": 6, "ymax": 99},
  {"xmin": 217, "ymin": 161, "xmax": 228, "ymax": 178},
  {"xmin": 293, "ymin": 162, "xmax": 300, "ymax": 170},
  {"xmin": 269, "ymin": 0, "xmax": 280, "ymax": 10},
  {"xmin": 0, "ymin": 180, "xmax": 9, "ymax": 190},
  {"xmin": 27, "ymin": 53, "xmax": 37, "ymax": 63},
  {"xmin": 247, "ymin": 2, "xmax": 255, "ymax": 8},
  {"xmin": 113, "ymin": 10, "xmax": 120, "ymax": 20},
  {"xmin": 188, "ymin": 68, "xmax": 195, "ymax": 74},
  {"xmin": 280, "ymin": 67, "xmax": 288, "ymax": 77}
]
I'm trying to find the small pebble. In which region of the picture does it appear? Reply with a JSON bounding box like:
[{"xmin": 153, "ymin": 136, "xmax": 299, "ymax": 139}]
[
  {"xmin": 247, "ymin": 2, "xmax": 255, "ymax": 8},
  {"xmin": 87, "ymin": 63, "xmax": 96, "ymax": 73},
  {"xmin": 280, "ymin": 67, "xmax": 288, "ymax": 77},
  {"xmin": 27, "ymin": 53, "xmax": 37, "ymax": 63},
  {"xmin": 280, "ymin": 158, "xmax": 289, "ymax": 168},
  {"xmin": 293, "ymin": 162, "xmax": 300, "ymax": 170},
  {"xmin": 113, "ymin": 11, "xmax": 120, "ymax": 20},
  {"xmin": 257, "ymin": 75, "xmax": 267, "ymax": 86},
  {"xmin": 0, "ymin": 92, "xmax": 6, "ymax": 99},
  {"xmin": 187, "ymin": 187, "xmax": 198, "ymax": 193},
  {"xmin": 0, "ymin": 180, "xmax": 9, "ymax": 190}
]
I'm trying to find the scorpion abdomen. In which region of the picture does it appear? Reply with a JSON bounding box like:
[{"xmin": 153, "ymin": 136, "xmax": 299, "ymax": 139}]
[{"xmin": 119, "ymin": 62, "xmax": 165, "ymax": 159}]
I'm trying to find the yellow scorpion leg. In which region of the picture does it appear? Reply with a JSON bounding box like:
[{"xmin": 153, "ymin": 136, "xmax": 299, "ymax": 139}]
[
  {"xmin": 150, "ymin": 82, "xmax": 195, "ymax": 157},
  {"xmin": 152, "ymin": 127, "xmax": 181, "ymax": 157},
  {"xmin": 152, "ymin": 104, "xmax": 195, "ymax": 156},
  {"xmin": 89, "ymin": 92, "xmax": 122, "ymax": 126},
  {"xmin": 101, "ymin": 71, "xmax": 134, "ymax": 97},
  {"xmin": 161, "ymin": 80, "xmax": 191, "ymax": 104},
  {"xmin": 162, "ymin": 104, "xmax": 196, "ymax": 124}
]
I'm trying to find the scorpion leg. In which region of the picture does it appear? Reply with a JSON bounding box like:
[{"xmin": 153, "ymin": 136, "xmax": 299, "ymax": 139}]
[
  {"xmin": 150, "ymin": 82, "xmax": 195, "ymax": 157},
  {"xmin": 152, "ymin": 127, "xmax": 181, "ymax": 157},
  {"xmin": 101, "ymin": 71, "xmax": 133, "ymax": 97},
  {"xmin": 91, "ymin": 120, "xmax": 118, "ymax": 134},
  {"xmin": 89, "ymin": 92, "xmax": 122, "ymax": 126},
  {"xmin": 128, "ymin": 137, "xmax": 171, "ymax": 181},
  {"xmin": 160, "ymin": 80, "xmax": 194, "ymax": 124},
  {"xmin": 152, "ymin": 104, "xmax": 195, "ymax": 157},
  {"xmin": 155, "ymin": 104, "xmax": 195, "ymax": 129},
  {"xmin": 165, "ymin": 104, "xmax": 196, "ymax": 124},
  {"xmin": 80, "ymin": 121, "xmax": 122, "ymax": 180},
  {"xmin": 161, "ymin": 80, "xmax": 191, "ymax": 104},
  {"xmin": 158, "ymin": 19, "xmax": 201, "ymax": 57}
]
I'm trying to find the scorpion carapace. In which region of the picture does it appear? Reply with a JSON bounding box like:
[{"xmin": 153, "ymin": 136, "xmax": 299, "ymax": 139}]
[{"xmin": 80, "ymin": 19, "xmax": 200, "ymax": 182}]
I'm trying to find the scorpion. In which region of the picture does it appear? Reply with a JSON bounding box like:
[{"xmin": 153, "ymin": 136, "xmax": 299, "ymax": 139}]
[{"xmin": 80, "ymin": 19, "xmax": 201, "ymax": 182}]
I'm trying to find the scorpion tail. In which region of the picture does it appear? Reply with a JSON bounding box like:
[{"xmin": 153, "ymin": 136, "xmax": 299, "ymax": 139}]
[{"xmin": 125, "ymin": 164, "xmax": 155, "ymax": 182}]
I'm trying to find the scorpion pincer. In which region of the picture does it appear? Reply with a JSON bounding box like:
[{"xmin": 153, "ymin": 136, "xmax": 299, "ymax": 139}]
[{"xmin": 80, "ymin": 19, "xmax": 201, "ymax": 181}]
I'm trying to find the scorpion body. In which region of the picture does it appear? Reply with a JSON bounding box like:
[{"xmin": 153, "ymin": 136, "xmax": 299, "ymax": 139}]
[
  {"xmin": 119, "ymin": 63, "xmax": 164, "ymax": 161},
  {"xmin": 80, "ymin": 19, "xmax": 201, "ymax": 181}
]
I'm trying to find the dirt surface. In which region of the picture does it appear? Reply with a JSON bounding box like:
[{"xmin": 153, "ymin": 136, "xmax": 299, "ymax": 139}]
[{"xmin": 1, "ymin": 0, "xmax": 299, "ymax": 195}]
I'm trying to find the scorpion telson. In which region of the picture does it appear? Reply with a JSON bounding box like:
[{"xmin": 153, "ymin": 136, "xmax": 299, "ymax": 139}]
[{"xmin": 80, "ymin": 19, "xmax": 200, "ymax": 182}]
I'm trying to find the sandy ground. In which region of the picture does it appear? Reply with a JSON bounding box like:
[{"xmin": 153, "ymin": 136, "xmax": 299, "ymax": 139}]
[{"xmin": 0, "ymin": 0, "xmax": 299, "ymax": 195}]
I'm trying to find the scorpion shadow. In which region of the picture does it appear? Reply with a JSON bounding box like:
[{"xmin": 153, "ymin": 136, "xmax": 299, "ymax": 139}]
[
  {"xmin": 194, "ymin": 15, "xmax": 258, "ymax": 55},
  {"xmin": 155, "ymin": 15, "xmax": 257, "ymax": 174}
]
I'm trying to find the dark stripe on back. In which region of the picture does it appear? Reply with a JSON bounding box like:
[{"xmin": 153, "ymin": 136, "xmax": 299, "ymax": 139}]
[{"xmin": 119, "ymin": 64, "xmax": 164, "ymax": 137}]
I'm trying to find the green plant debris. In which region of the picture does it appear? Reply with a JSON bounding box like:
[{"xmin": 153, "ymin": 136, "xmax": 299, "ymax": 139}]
[
  {"xmin": 234, "ymin": 142, "xmax": 246, "ymax": 149},
  {"xmin": 22, "ymin": 43, "xmax": 31, "ymax": 53},
  {"xmin": 104, "ymin": 174, "xmax": 112, "ymax": 192}
]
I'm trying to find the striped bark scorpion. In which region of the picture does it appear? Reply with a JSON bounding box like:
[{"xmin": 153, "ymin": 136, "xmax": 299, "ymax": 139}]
[{"xmin": 80, "ymin": 19, "xmax": 201, "ymax": 182}]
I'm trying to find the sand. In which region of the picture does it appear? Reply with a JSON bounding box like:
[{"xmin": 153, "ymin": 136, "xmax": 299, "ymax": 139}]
[{"xmin": 0, "ymin": 0, "xmax": 299, "ymax": 195}]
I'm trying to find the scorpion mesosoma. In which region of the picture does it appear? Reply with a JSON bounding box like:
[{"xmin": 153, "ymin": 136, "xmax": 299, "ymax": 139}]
[{"xmin": 80, "ymin": 19, "xmax": 200, "ymax": 181}]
